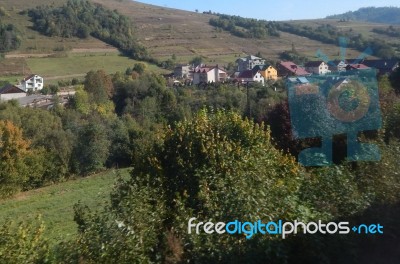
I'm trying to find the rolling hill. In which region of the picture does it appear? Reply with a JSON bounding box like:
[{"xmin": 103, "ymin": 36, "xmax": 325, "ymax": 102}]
[
  {"xmin": 327, "ymin": 7, "xmax": 400, "ymax": 24},
  {"xmin": 0, "ymin": 0, "xmax": 399, "ymax": 84}
]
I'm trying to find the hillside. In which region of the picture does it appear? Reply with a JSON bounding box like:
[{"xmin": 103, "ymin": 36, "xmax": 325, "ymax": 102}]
[
  {"xmin": 0, "ymin": 0, "xmax": 361, "ymax": 73},
  {"xmin": 0, "ymin": 168, "xmax": 131, "ymax": 245},
  {"xmin": 92, "ymin": 0, "xmax": 364, "ymax": 63},
  {"xmin": 0, "ymin": 0, "xmax": 398, "ymax": 84},
  {"xmin": 327, "ymin": 7, "xmax": 400, "ymax": 24}
]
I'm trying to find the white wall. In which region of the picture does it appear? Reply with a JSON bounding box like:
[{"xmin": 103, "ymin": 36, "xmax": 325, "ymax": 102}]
[{"xmin": 0, "ymin": 93, "xmax": 26, "ymax": 101}]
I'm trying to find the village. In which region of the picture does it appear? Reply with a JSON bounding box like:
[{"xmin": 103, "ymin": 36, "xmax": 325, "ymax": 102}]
[
  {"xmin": 0, "ymin": 55, "xmax": 398, "ymax": 109},
  {"xmin": 171, "ymin": 55, "xmax": 399, "ymax": 87}
]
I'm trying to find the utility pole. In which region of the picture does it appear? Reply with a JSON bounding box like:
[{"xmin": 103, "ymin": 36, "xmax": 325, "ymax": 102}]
[{"xmin": 246, "ymin": 82, "xmax": 251, "ymax": 118}]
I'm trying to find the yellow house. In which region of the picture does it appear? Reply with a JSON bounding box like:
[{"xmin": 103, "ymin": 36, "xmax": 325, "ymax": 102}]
[{"xmin": 253, "ymin": 64, "xmax": 278, "ymax": 81}]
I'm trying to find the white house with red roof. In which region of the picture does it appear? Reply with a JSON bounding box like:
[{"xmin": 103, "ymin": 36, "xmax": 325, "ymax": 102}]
[
  {"xmin": 193, "ymin": 65, "xmax": 227, "ymax": 85},
  {"xmin": 20, "ymin": 74, "xmax": 44, "ymax": 91}
]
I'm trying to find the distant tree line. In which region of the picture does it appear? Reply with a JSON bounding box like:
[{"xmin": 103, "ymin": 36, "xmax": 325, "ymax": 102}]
[
  {"xmin": 0, "ymin": 22, "xmax": 21, "ymax": 53},
  {"xmin": 276, "ymin": 23, "xmax": 396, "ymax": 59},
  {"xmin": 28, "ymin": 0, "xmax": 150, "ymax": 61},
  {"xmin": 209, "ymin": 14, "xmax": 280, "ymax": 39},
  {"xmin": 327, "ymin": 7, "xmax": 400, "ymax": 25}
]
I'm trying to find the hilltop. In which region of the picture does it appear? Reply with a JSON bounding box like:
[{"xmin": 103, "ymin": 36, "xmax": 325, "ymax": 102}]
[{"xmin": 327, "ymin": 7, "xmax": 400, "ymax": 24}]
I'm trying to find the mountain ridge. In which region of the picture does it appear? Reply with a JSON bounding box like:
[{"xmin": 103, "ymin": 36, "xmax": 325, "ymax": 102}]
[{"xmin": 327, "ymin": 7, "xmax": 400, "ymax": 24}]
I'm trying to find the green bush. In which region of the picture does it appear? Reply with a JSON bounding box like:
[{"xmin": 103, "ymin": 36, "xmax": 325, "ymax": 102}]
[{"xmin": 0, "ymin": 217, "xmax": 50, "ymax": 263}]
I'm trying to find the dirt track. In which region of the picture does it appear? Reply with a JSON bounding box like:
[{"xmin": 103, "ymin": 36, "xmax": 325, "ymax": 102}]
[
  {"xmin": 45, "ymin": 74, "xmax": 86, "ymax": 80},
  {"xmin": 4, "ymin": 53, "xmax": 54, "ymax": 59}
]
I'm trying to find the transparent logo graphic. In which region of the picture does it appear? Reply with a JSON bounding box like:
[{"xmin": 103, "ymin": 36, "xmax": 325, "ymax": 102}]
[{"xmin": 287, "ymin": 38, "xmax": 382, "ymax": 166}]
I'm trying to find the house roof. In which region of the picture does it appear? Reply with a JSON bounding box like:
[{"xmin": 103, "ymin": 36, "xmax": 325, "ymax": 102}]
[
  {"xmin": 329, "ymin": 60, "xmax": 346, "ymax": 66},
  {"xmin": 247, "ymin": 55, "xmax": 263, "ymax": 60},
  {"xmin": 252, "ymin": 64, "xmax": 275, "ymax": 71},
  {"xmin": 238, "ymin": 70, "xmax": 259, "ymax": 78},
  {"xmin": 361, "ymin": 59, "xmax": 399, "ymax": 70},
  {"xmin": 237, "ymin": 55, "xmax": 263, "ymax": 62},
  {"xmin": 0, "ymin": 84, "xmax": 26, "ymax": 94},
  {"xmin": 288, "ymin": 77, "xmax": 309, "ymax": 84},
  {"xmin": 305, "ymin": 61, "xmax": 324, "ymax": 67},
  {"xmin": 23, "ymin": 74, "xmax": 37, "ymax": 81},
  {"xmin": 279, "ymin": 61, "xmax": 309, "ymax": 76},
  {"xmin": 194, "ymin": 65, "xmax": 226, "ymax": 73},
  {"xmin": 347, "ymin": 64, "xmax": 370, "ymax": 70}
]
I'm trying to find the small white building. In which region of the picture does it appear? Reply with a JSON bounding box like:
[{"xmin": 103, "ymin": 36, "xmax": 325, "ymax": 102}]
[
  {"xmin": 238, "ymin": 69, "xmax": 265, "ymax": 86},
  {"xmin": 174, "ymin": 65, "xmax": 193, "ymax": 79},
  {"xmin": 329, "ymin": 60, "xmax": 347, "ymax": 72},
  {"xmin": 193, "ymin": 65, "xmax": 227, "ymax": 85},
  {"xmin": 20, "ymin": 74, "xmax": 44, "ymax": 91},
  {"xmin": 0, "ymin": 84, "xmax": 27, "ymax": 101},
  {"xmin": 305, "ymin": 61, "xmax": 331, "ymax": 75}
]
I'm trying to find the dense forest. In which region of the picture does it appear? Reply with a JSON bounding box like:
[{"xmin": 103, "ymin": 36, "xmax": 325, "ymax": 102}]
[
  {"xmin": 209, "ymin": 14, "xmax": 280, "ymax": 39},
  {"xmin": 0, "ymin": 22, "xmax": 21, "ymax": 53},
  {"xmin": 0, "ymin": 64, "xmax": 398, "ymax": 262},
  {"xmin": 327, "ymin": 7, "xmax": 400, "ymax": 24},
  {"xmin": 276, "ymin": 23, "xmax": 396, "ymax": 59},
  {"xmin": 27, "ymin": 0, "xmax": 150, "ymax": 61}
]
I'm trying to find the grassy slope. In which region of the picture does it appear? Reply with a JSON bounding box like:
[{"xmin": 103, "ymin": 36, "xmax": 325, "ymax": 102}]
[
  {"xmin": 1, "ymin": 0, "xmax": 398, "ymax": 80},
  {"xmin": 93, "ymin": 0, "xmax": 383, "ymax": 63},
  {"xmin": 0, "ymin": 168, "xmax": 131, "ymax": 245},
  {"xmin": 26, "ymin": 52, "xmax": 165, "ymax": 84},
  {"xmin": 0, "ymin": 0, "xmax": 167, "ymax": 82}
]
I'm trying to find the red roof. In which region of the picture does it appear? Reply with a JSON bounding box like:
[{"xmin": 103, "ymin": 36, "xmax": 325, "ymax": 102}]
[
  {"xmin": 279, "ymin": 61, "xmax": 309, "ymax": 76},
  {"xmin": 348, "ymin": 64, "xmax": 369, "ymax": 70}
]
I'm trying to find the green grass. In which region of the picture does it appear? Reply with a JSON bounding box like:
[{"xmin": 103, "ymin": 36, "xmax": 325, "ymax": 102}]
[
  {"xmin": 0, "ymin": 75, "xmax": 22, "ymax": 84},
  {"xmin": 26, "ymin": 52, "xmax": 167, "ymax": 79},
  {"xmin": 0, "ymin": 168, "xmax": 131, "ymax": 245}
]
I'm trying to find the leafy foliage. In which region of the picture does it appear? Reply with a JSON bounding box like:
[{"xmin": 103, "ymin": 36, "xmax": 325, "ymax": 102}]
[
  {"xmin": 210, "ymin": 14, "xmax": 280, "ymax": 39},
  {"xmin": 28, "ymin": 0, "xmax": 150, "ymax": 60},
  {"xmin": 0, "ymin": 22, "xmax": 21, "ymax": 52},
  {"xmin": 0, "ymin": 217, "xmax": 50, "ymax": 263},
  {"xmin": 0, "ymin": 120, "xmax": 31, "ymax": 197},
  {"xmin": 69, "ymin": 110, "xmax": 319, "ymax": 263}
]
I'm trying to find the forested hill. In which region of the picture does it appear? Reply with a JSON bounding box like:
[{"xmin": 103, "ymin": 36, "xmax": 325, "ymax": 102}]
[{"xmin": 327, "ymin": 7, "xmax": 400, "ymax": 24}]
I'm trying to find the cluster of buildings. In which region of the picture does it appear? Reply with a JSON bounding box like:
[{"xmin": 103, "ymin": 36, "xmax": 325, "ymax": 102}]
[
  {"xmin": 0, "ymin": 74, "xmax": 44, "ymax": 101},
  {"xmin": 173, "ymin": 55, "xmax": 399, "ymax": 86},
  {"xmin": 173, "ymin": 55, "xmax": 278, "ymax": 86}
]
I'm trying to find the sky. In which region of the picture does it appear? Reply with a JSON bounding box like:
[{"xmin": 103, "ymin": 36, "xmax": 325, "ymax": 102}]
[{"xmin": 135, "ymin": 0, "xmax": 400, "ymax": 21}]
